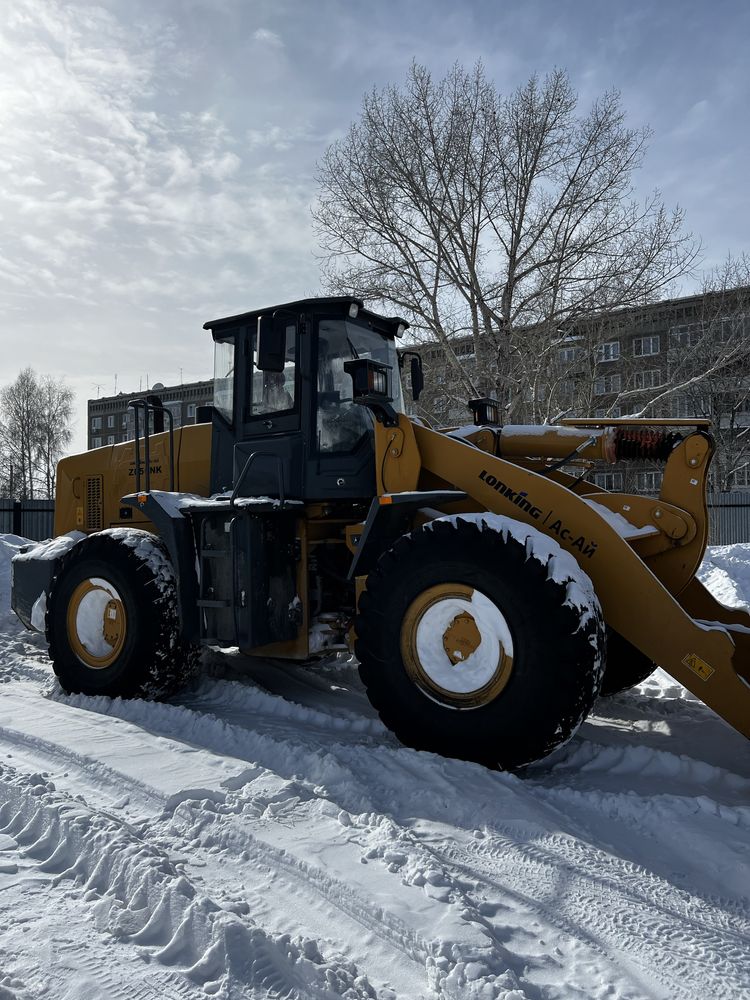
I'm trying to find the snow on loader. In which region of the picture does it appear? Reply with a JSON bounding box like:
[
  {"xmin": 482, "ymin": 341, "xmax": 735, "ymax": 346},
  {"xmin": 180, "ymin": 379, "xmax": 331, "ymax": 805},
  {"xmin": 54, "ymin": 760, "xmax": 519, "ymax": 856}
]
[{"xmin": 11, "ymin": 297, "xmax": 750, "ymax": 769}]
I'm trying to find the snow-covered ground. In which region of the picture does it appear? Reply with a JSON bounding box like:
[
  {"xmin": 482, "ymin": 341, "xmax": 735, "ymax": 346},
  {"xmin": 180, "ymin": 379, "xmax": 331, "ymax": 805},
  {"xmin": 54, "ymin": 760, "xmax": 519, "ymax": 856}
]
[{"xmin": 0, "ymin": 534, "xmax": 748, "ymax": 1000}]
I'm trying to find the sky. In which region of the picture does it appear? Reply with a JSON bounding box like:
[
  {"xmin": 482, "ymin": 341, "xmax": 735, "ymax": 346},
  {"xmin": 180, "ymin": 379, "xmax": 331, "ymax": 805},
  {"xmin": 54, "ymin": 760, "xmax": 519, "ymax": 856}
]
[{"xmin": 1, "ymin": 0, "xmax": 749, "ymax": 455}]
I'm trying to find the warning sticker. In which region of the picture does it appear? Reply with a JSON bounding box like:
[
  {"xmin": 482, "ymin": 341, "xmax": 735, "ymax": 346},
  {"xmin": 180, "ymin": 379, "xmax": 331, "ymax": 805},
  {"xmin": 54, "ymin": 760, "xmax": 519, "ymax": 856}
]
[{"xmin": 682, "ymin": 652, "xmax": 715, "ymax": 681}]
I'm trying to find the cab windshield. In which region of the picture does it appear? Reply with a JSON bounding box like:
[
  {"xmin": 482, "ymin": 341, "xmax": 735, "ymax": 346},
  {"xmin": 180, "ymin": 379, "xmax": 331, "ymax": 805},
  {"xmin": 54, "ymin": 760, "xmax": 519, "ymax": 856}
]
[{"xmin": 317, "ymin": 319, "xmax": 403, "ymax": 453}]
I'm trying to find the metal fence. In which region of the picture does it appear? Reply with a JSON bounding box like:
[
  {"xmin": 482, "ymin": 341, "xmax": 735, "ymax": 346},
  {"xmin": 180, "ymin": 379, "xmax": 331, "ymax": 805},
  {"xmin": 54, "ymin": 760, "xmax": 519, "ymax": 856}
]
[
  {"xmin": 707, "ymin": 492, "xmax": 750, "ymax": 546},
  {"xmin": 0, "ymin": 499, "xmax": 55, "ymax": 541}
]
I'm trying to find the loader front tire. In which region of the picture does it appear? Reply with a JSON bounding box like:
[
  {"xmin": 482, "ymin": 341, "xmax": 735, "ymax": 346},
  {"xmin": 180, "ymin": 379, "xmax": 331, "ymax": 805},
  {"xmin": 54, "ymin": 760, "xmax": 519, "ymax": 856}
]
[
  {"xmin": 356, "ymin": 516, "xmax": 606, "ymax": 770},
  {"xmin": 47, "ymin": 528, "xmax": 198, "ymax": 699}
]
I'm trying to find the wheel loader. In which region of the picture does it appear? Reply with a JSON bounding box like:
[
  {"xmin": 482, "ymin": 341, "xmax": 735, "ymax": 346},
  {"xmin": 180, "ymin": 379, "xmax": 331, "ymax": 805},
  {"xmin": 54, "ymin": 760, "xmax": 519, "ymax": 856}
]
[{"xmin": 11, "ymin": 296, "xmax": 750, "ymax": 769}]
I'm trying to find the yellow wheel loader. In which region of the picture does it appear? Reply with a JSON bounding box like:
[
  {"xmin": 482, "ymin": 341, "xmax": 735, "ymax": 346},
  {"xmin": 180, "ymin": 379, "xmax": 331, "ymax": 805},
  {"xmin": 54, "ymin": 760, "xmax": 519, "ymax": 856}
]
[{"xmin": 11, "ymin": 296, "xmax": 750, "ymax": 769}]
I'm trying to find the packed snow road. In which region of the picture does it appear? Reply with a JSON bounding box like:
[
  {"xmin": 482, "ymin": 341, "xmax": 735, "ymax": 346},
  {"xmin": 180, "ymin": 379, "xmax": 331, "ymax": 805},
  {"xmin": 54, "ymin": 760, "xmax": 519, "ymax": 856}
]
[{"xmin": 0, "ymin": 535, "xmax": 748, "ymax": 1000}]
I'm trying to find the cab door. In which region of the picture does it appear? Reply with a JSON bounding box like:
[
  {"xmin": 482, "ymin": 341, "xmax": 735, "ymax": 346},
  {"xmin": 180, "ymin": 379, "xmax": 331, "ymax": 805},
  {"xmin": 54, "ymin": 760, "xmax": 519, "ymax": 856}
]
[
  {"xmin": 233, "ymin": 318, "xmax": 304, "ymax": 499},
  {"xmin": 305, "ymin": 315, "xmax": 378, "ymax": 500}
]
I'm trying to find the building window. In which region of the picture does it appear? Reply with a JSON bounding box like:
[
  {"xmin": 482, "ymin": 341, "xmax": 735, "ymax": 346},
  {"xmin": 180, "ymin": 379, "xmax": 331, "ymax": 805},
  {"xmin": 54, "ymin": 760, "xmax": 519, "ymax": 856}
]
[
  {"xmin": 92, "ymin": 436, "xmax": 102, "ymax": 448},
  {"xmin": 672, "ymin": 395, "xmax": 688, "ymax": 418},
  {"xmin": 107, "ymin": 435, "xmax": 115, "ymax": 445},
  {"xmin": 672, "ymin": 394, "xmax": 710, "ymax": 419},
  {"xmin": 106, "ymin": 415, "xmax": 115, "ymax": 428},
  {"xmin": 597, "ymin": 341, "xmax": 620, "ymax": 362},
  {"xmin": 455, "ymin": 342, "xmax": 475, "ymax": 359},
  {"xmin": 633, "ymin": 369, "xmax": 661, "ymax": 390},
  {"xmin": 593, "ymin": 472, "xmax": 623, "ymax": 491},
  {"xmin": 91, "ymin": 416, "xmax": 102, "ymax": 430},
  {"xmin": 669, "ymin": 323, "xmax": 702, "ymax": 348},
  {"xmin": 732, "ymin": 466, "xmax": 750, "ymax": 489},
  {"xmin": 633, "ymin": 335, "xmax": 660, "ymax": 356},
  {"xmin": 558, "ymin": 345, "xmax": 584, "ymax": 363},
  {"xmin": 187, "ymin": 403, "xmax": 196, "ymax": 419},
  {"xmin": 594, "ymin": 374, "xmax": 622, "ymax": 395},
  {"xmin": 122, "ymin": 414, "xmax": 128, "ymax": 428},
  {"xmin": 640, "ymin": 471, "xmax": 663, "ymax": 493},
  {"xmin": 720, "ymin": 314, "xmax": 748, "ymax": 342},
  {"xmin": 163, "ymin": 401, "xmax": 182, "ymax": 429}
]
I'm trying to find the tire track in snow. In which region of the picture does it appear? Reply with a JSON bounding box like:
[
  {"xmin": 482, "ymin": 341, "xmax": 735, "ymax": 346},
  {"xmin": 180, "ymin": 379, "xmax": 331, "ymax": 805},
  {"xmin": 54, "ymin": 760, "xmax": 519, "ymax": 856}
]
[
  {"xmin": 0, "ymin": 723, "xmax": 165, "ymax": 814},
  {"xmin": 6, "ymin": 650, "xmax": 750, "ymax": 998},
  {"xmin": 77, "ymin": 691, "xmax": 656, "ymax": 997},
  {"xmin": 173, "ymin": 687, "xmax": 750, "ymax": 999},
  {"xmin": 0, "ymin": 688, "xmax": 447, "ymax": 996},
  {"xmin": 28, "ymin": 684, "xmax": 539, "ymax": 997},
  {"xmin": 420, "ymin": 825, "xmax": 750, "ymax": 1000},
  {"xmin": 162, "ymin": 791, "xmax": 439, "ymax": 996},
  {"xmin": 0, "ymin": 764, "xmax": 379, "ymax": 1000}
]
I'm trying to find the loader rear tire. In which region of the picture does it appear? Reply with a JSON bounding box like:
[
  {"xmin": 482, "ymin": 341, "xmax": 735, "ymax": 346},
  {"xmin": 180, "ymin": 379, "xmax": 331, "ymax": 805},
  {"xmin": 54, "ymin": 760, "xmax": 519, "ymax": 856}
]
[
  {"xmin": 47, "ymin": 528, "xmax": 198, "ymax": 699},
  {"xmin": 356, "ymin": 516, "xmax": 606, "ymax": 770},
  {"xmin": 599, "ymin": 627, "xmax": 656, "ymax": 696}
]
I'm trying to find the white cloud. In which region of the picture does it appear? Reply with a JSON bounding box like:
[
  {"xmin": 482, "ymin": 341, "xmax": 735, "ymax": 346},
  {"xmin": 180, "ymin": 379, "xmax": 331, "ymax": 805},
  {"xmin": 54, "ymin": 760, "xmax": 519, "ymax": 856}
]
[
  {"xmin": 0, "ymin": 1, "xmax": 316, "ymax": 303},
  {"xmin": 246, "ymin": 122, "xmax": 315, "ymax": 152},
  {"xmin": 0, "ymin": 0, "xmax": 320, "ymax": 455},
  {"xmin": 253, "ymin": 28, "xmax": 284, "ymax": 48}
]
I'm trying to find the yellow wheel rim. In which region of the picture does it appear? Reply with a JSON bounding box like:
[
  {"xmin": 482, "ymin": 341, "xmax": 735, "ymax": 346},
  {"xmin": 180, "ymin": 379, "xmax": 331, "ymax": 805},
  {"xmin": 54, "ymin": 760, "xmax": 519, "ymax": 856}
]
[
  {"xmin": 401, "ymin": 583, "xmax": 514, "ymax": 709},
  {"xmin": 66, "ymin": 577, "xmax": 127, "ymax": 669}
]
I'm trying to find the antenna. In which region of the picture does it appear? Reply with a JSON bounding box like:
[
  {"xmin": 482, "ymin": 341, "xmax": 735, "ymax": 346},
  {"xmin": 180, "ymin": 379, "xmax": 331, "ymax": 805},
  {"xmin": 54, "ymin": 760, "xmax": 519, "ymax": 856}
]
[
  {"xmin": 91, "ymin": 383, "xmax": 103, "ymax": 398},
  {"xmin": 114, "ymin": 373, "xmax": 118, "ymax": 395}
]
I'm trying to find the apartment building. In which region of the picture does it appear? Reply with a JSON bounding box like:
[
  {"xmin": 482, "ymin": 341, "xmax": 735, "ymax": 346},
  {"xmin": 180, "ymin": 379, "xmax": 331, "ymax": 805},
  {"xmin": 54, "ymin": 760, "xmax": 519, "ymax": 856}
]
[
  {"xmin": 411, "ymin": 286, "xmax": 750, "ymax": 493},
  {"xmin": 88, "ymin": 379, "xmax": 213, "ymax": 450}
]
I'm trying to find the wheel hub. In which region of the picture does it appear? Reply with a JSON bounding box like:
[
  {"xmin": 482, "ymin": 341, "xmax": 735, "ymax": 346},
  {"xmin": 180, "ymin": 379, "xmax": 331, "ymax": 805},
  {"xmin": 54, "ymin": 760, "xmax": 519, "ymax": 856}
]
[
  {"xmin": 442, "ymin": 610, "xmax": 482, "ymax": 665},
  {"xmin": 401, "ymin": 583, "xmax": 514, "ymax": 709},
  {"xmin": 66, "ymin": 577, "xmax": 126, "ymax": 669}
]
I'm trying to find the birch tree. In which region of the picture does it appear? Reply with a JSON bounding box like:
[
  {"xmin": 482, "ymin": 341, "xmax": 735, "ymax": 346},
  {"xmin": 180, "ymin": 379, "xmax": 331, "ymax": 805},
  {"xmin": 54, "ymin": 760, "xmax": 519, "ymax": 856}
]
[{"xmin": 0, "ymin": 368, "xmax": 74, "ymax": 498}]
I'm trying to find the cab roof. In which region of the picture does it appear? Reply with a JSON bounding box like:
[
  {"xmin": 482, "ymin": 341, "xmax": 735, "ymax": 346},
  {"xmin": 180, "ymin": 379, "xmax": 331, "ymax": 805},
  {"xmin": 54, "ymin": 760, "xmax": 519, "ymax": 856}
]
[{"xmin": 203, "ymin": 296, "xmax": 409, "ymax": 337}]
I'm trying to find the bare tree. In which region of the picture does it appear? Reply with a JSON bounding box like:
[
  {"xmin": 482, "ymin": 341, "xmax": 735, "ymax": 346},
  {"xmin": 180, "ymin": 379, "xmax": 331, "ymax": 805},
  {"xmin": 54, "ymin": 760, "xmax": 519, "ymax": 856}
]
[
  {"xmin": 1, "ymin": 368, "xmax": 42, "ymax": 499},
  {"xmin": 35, "ymin": 375, "xmax": 74, "ymax": 497},
  {"xmin": 314, "ymin": 63, "xmax": 698, "ymax": 421},
  {"xmin": 0, "ymin": 368, "xmax": 74, "ymax": 499}
]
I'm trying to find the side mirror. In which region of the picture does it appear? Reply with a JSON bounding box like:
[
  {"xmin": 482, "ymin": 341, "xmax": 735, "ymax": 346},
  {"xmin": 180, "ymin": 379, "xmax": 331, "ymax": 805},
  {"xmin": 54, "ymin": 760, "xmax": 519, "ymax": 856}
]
[
  {"xmin": 398, "ymin": 350, "xmax": 424, "ymax": 402},
  {"xmin": 258, "ymin": 311, "xmax": 295, "ymax": 372},
  {"xmin": 410, "ymin": 355, "xmax": 424, "ymax": 401}
]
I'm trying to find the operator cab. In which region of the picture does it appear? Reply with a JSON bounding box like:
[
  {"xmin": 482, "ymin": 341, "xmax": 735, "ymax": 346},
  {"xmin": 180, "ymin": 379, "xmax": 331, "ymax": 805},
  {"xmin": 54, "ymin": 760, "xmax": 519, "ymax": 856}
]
[{"xmin": 203, "ymin": 297, "xmax": 410, "ymax": 501}]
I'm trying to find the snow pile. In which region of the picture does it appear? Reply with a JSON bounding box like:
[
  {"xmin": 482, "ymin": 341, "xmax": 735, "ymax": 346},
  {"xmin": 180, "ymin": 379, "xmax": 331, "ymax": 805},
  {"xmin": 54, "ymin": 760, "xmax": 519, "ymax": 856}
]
[
  {"xmin": 0, "ymin": 532, "xmax": 747, "ymax": 999},
  {"xmin": 12, "ymin": 530, "xmax": 84, "ymax": 565},
  {"xmin": 697, "ymin": 542, "xmax": 750, "ymax": 609}
]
